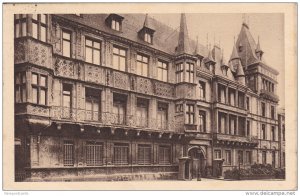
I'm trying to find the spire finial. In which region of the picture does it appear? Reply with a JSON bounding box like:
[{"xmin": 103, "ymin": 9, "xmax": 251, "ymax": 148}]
[
  {"xmin": 176, "ymin": 13, "xmax": 191, "ymax": 55},
  {"xmin": 143, "ymin": 13, "xmax": 149, "ymax": 27}
]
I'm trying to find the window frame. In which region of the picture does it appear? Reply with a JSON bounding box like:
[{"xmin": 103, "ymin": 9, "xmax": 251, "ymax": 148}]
[
  {"xmin": 157, "ymin": 102, "xmax": 168, "ymax": 130},
  {"xmin": 86, "ymin": 141, "xmax": 103, "ymax": 166},
  {"xmin": 214, "ymin": 149, "xmax": 221, "ymax": 159},
  {"xmin": 199, "ymin": 110, "xmax": 206, "ymax": 132},
  {"xmin": 175, "ymin": 63, "xmax": 184, "ymax": 83},
  {"xmin": 113, "ymin": 143, "xmax": 129, "ymax": 165},
  {"xmin": 31, "ymin": 14, "xmax": 47, "ymax": 42},
  {"xmin": 185, "ymin": 62, "xmax": 194, "ymax": 83},
  {"xmin": 31, "ymin": 72, "xmax": 47, "ymax": 105},
  {"xmin": 63, "ymin": 140, "xmax": 74, "ymax": 166},
  {"xmin": 112, "ymin": 46, "xmax": 126, "ymax": 71},
  {"xmin": 224, "ymin": 150, "xmax": 232, "ymax": 165},
  {"xmin": 14, "ymin": 14, "xmax": 27, "ymax": 38},
  {"xmin": 261, "ymin": 124, "xmax": 266, "ymax": 140},
  {"xmin": 137, "ymin": 144, "xmax": 152, "ymax": 165},
  {"xmin": 85, "ymin": 37, "xmax": 101, "ymax": 65},
  {"xmin": 136, "ymin": 53, "xmax": 149, "ymax": 77},
  {"xmin": 85, "ymin": 88, "xmax": 101, "ymax": 122},
  {"xmin": 185, "ymin": 104, "xmax": 195, "ymax": 125},
  {"xmin": 157, "ymin": 60, "xmax": 168, "ymax": 82},
  {"xmin": 15, "ymin": 72, "xmax": 27, "ymax": 103},
  {"xmin": 199, "ymin": 81, "xmax": 206, "ymax": 100},
  {"xmin": 62, "ymin": 30, "xmax": 72, "ymax": 58},
  {"xmin": 136, "ymin": 98, "xmax": 149, "ymax": 127},
  {"xmin": 158, "ymin": 145, "xmax": 171, "ymax": 165}
]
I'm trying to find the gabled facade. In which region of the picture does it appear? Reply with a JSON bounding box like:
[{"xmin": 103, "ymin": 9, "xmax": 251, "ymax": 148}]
[{"xmin": 14, "ymin": 14, "xmax": 283, "ymax": 181}]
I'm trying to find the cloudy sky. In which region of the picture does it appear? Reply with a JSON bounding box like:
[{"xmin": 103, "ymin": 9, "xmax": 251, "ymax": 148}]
[{"xmin": 150, "ymin": 13, "xmax": 285, "ymax": 108}]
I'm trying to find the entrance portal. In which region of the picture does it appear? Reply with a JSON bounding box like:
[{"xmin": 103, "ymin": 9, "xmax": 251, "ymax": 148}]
[{"xmin": 188, "ymin": 147, "xmax": 205, "ymax": 179}]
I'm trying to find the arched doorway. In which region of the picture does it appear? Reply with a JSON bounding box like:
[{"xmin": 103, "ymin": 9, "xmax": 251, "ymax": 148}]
[{"xmin": 188, "ymin": 146, "xmax": 206, "ymax": 179}]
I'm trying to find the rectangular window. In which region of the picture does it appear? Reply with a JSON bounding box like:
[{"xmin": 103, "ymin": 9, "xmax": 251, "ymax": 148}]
[
  {"xmin": 159, "ymin": 146, "xmax": 171, "ymax": 165},
  {"xmin": 246, "ymin": 97, "xmax": 250, "ymax": 110},
  {"xmin": 272, "ymin": 150, "xmax": 276, "ymax": 167},
  {"xmin": 271, "ymin": 126, "xmax": 275, "ymax": 141},
  {"xmin": 113, "ymin": 93, "xmax": 126, "ymax": 125},
  {"xmin": 14, "ymin": 14, "xmax": 27, "ymax": 38},
  {"xmin": 229, "ymin": 89, "xmax": 236, "ymax": 106},
  {"xmin": 136, "ymin": 54, "xmax": 149, "ymax": 77},
  {"xmin": 111, "ymin": 19, "xmax": 120, "ymax": 31},
  {"xmin": 230, "ymin": 116, "xmax": 237, "ymax": 135},
  {"xmin": 271, "ymin": 105, "xmax": 275, "ymax": 119},
  {"xmin": 186, "ymin": 62, "xmax": 194, "ymax": 83},
  {"xmin": 62, "ymin": 30, "xmax": 71, "ymax": 58},
  {"xmin": 238, "ymin": 92, "xmax": 245, "ymax": 108},
  {"xmin": 62, "ymin": 84, "xmax": 72, "ymax": 119},
  {"xmin": 199, "ymin": 81, "xmax": 206, "ymax": 100},
  {"xmin": 136, "ymin": 98, "xmax": 148, "ymax": 127},
  {"xmin": 218, "ymin": 84, "xmax": 226, "ymax": 103},
  {"xmin": 63, "ymin": 141, "xmax": 74, "ymax": 166},
  {"xmin": 238, "ymin": 150, "xmax": 244, "ymax": 165},
  {"xmin": 214, "ymin": 150, "xmax": 221, "ymax": 159},
  {"xmin": 261, "ymin": 102, "xmax": 266, "ymax": 117},
  {"xmin": 85, "ymin": 88, "xmax": 101, "ymax": 121},
  {"xmin": 86, "ymin": 141, "xmax": 103, "ymax": 166},
  {"xmin": 15, "ymin": 72, "xmax": 26, "ymax": 103},
  {"xmin": 31, "ymin": 73, "xmax": 47, "ymax": 105},
  {"xmin": 185, "ymin": 104, "xmax": 194, "ymax": 124},
  {"xmin": 157, "ymin": 102, "xmax": 168, "ymax": 130},
  {"xmin": 262, "ymin": 151, "xmax": 267, "ymax": 164},
  {"xmin": 144, "ymin": 32, "xmax": 152, "ymax": 43},
  {"xmin": 176, "ymin": 63, "xmax": 184, "ymax": 83},
  {"xmin": 262, "ymin": 124, "xmax": 266, "ymax": 140},
  {"xmin": 138, "ymin": 144, "xmax": 151, "ymax": 165},
  {"xmin": 113, "ymin": 143, "xmax": 129, "ymax": 165},
  {"xmin": 157, "ymin": 60, "xmax": 168, "ymax": 82},
  {"xmin": 225, "ymin": 150, "xmax": 231, "ymax": 165},
  {"xmin": 245, "ymin": 151, "xmax": 252, "ymax": 164},
  {"xmin": 175, "ymin": 104, "xmax": 183, "ymax": 113},
  {"xmin": 113, "ymin": 46, "xmax": 126, "ymax": 71},
  {"xmin": 246, "ymin": 120, "xmax": 250, "ymax": 136},
  {"xmin": 85, "ymin": 38, "xmax": 101, "ymax": 65},
  {"xmin": 219, "ymin": 113, "xmax": 226, "ymax": 134},
  {"xmin": 31, "ymin": 14, "xmax": 47, "ymax": 42},
  {"xmin": 199, "ymin": 110, "xmax": 206, "ymax": 132}
]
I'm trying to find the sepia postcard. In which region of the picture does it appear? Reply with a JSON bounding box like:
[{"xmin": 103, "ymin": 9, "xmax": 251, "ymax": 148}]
[{"xmin": 2, "ymin": 2, "xmax": 297, "ymax": 191}]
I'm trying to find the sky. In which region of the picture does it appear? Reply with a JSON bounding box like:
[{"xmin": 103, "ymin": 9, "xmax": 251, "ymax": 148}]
[{"xmin": 150, "ymin": 13, "xmax": 285, "ymax": 108}]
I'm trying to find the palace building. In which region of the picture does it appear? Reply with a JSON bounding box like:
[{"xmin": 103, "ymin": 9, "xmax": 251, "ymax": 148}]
[{"xmin": 14, "ymin": 13, "xmax": 283, "ymax": 181}]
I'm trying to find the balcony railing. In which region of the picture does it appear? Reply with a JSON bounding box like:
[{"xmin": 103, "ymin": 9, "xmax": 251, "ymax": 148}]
[
  {"xmin": 213, "ymin": 133, "xmax": 258, "ymax": 144},
  {"xmin": 51, "ymin": 106, "xmax": 173, "ymax": 131},
  {"xmin": 260, "ymin": 89, "xmax": 279, "ymax": 102}
]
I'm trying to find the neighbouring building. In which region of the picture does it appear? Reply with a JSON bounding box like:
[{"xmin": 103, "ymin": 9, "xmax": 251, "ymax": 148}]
[
  {"xmin": 278, "ymin": 108, "xmax": 285, "ymax": 168},
  {"xmin": 14, "ymin": 13, "xmax": 283, "ymax": 181}
]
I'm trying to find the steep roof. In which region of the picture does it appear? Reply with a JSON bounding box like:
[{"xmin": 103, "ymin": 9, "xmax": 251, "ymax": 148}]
[{"xmin": 56, "ymin": 14, "xmax": 207, "ymax": 56}]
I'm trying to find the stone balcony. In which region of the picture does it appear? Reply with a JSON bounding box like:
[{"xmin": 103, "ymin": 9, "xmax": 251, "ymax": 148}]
[
  {"xmin": 260, "ymin": 89, "xmax": 279, "ymax": 102},
  {"xmin": 213, "ymin": 133, "xmax": 258, "ymax": 147},
  {"xmin": 50, "ymin": 106, "xmax": 177, "ymax": 133}
]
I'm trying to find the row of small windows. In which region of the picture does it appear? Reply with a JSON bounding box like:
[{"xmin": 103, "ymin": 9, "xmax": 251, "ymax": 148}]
[
  {"xmin": 214, "ymin": 149, "xmax": 252, "ymax": 165},
  {"xmin": 63, "ymin": 141, "xmax": 171, "ymax": 166}
]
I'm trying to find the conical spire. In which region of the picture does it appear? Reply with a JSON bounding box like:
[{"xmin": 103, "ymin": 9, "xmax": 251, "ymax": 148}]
[
  {"xmin": 221, "ymin": 49, "xmax": 229, "ymax": 67},
  {"xmin": 256, "ymin": 36, "xmax": 262, "ymax": 52},
  {"xmin": 230, "ymin": 42, "xmax": 240, "ymax": 61},
  {"xmin": 236, "ymin": 63, "xmax": 245, "ymax": 76},
  {"xmin": 176, "ymin": 13, "xmax": 191, "ymax": 55},
  {"xmin": 194, "ymin": 36, "xmax": 199, "ymax": 55},
  {"xmin": 143, "ymin": 14, "xmax": 150, "ymax": 28}
]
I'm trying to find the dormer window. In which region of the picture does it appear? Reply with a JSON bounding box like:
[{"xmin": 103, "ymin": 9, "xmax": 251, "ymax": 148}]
[
  {"xmin": 138, "ymin": 14, "xmax": 155, "ymax": 44},
  {"xmin": 105, "ymin": 14, "xmax": 124, "ymax": 32}
]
